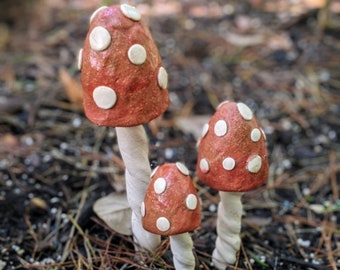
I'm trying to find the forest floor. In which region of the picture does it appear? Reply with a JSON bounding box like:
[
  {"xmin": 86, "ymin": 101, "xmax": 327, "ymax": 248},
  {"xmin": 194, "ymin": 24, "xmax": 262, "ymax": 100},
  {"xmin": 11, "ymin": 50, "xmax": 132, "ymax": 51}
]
[{"xmin": 0, "ymin": 0, "xmax": 339, "ymax": 269}]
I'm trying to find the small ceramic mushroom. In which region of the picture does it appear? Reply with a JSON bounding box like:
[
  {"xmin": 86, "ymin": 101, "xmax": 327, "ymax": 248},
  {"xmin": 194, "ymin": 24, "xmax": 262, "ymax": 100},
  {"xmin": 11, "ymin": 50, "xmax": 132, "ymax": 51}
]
[
  {"xmin": 79, "ymin": 4, "xmax": 169, "ymax": 127},
  {"xmin": 196, "ymin": 101, "xmax": 269, "ymax": 269},
  {"xmin": 79, "ymin": 4, "xmax": 169, "ymax": 251},
  {"xmin": 142, "ymin": 162, "xmax": 201, "ymax": 270}
]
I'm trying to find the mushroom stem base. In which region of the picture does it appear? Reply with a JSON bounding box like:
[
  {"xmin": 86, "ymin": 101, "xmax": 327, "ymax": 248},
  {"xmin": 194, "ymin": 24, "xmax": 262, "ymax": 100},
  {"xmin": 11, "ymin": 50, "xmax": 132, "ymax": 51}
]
[
  {"xmin": 170, "ymin": 233, "xmax": 196, "ymax": 270},
  {"xmin": 212, "ymin": 191, "xmax": 243, "ymax": 269}
]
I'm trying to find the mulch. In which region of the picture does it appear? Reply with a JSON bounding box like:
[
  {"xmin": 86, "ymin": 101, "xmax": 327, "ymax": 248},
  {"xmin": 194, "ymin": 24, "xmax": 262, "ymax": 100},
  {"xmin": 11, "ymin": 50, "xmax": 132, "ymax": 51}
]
[{"xmin": 0, "ymin": 0, "xmax": 339, "ymax": 269}]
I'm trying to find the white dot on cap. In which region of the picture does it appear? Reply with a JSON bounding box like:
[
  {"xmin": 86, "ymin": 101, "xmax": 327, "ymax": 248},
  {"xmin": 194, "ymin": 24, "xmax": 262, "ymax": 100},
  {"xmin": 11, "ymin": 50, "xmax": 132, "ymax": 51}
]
[
  {"xmin": 128, "ymin": 44, "xmax": 147, "ymax": 65},
  {"xmin": 77, "ymin": 48, "xmax": 83, "ymax": 70},
  {"xmin": 93, "ymin": 86, "xmax": 117, "ymax": 109},
  {"xmin": 185, "ymin": 194, "xmax": 198, "ymax": 210},
  {"xmin": 251, "ymin": 128, "xmax": 261, "ymax": 142},
  {"xmin": 176, "ymin": 162, "xmax": 189, "ymax": 176},
  {"xmin": 141, "ymin": 202, "xmax": 146, "ymax": 217},
  {"xmin": 222, "ymin": 157, "xmax": 236, "ymax": 171},
  {"xmin": 196, "ymin": 138, "xmax": 201, "ymax": 148},
  {"xmin": 120, "ymin": 4, "xmax": 141, "ymax": 21},
  {"xmin": 156, "ymin": 217, "xmax": 170, "ymax": 232},
  {"xmin": 217, "ymin": 100, "xmax": 229, "ymax": 110},
  {"xmin": 237, "ymin": 102, "xmax": 253, "ymax": 121},
  {"xmin": 214, "ymin": 120, "xmax": 227, "ymax": 136},
  {"xmin": 261, "ymin": 128, "xmax": 267, "ymax": 141},
  {"xmin": 199, "ymin": 158, "xmax": 210, "ymax": 173},
  {"xmin": 89, "ymin": 26, "xmax": 111, "ymax": 51},
  {"xmin": 201, "ymin": 123, "xmax": 209, "ymax": 138},
  {"xmin": 158, "ymin": 67, "xmax": 168, "ymax": 89},
  {"xmin": 154, "ymin": 177, "xmax": 167, "ymax": 194},
  {"xmin": 151, "ymin": 166, "xmax": 159, "ymax": 178},
  {"xmin": 89, "ymin": 6, "xmax": 107, "ymax": 23},
  {"xmin": 247, "ymin": 155, "xmax": 262, "ymax": 173}
]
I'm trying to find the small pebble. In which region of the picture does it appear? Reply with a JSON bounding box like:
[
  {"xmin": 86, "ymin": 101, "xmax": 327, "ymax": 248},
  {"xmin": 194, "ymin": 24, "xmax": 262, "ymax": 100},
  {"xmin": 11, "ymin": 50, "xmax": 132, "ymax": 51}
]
[
  {"xmin": 312, "ymin": 259, "xmax": 321, "ymax": 265},
  {"xmin": 60, "ymin": 142, "xmax": 68, "ymax": 150},
  {"xmin": 13, "ymin": 188, "xmax": 21, "ymax": 194},
  {"xmin": 328, "ymin": 130, "xmax": 337, "ymax": 140},
  {"xmin": 282, "ymin": 159, "xmax": 292, "ymax": 169},
  {"xmin": 302, "ymin": 188, "xmax": 310, "ymax": 196},
  {"xmin": 23, "ymin": 136, "xmax": 34, "ymax": 146},
  {"xmin": 5, "ymin": 180, "xmax": 13, "ymax": 187},
  {"xmin": 319, "ymin": 70, "xmax": 330, "ymax": 81},
  {"xmin": 165, "ymin": 148, "xmax": 176, "ymax": 160},
  {"xmin": 72, "ymin": 117, "xmax": 81, "ymax": 128},
  {"xmin": 50, "ymin": 197, "xmax": 60, "ymax": 204},
  {"xmin": 297, "ymin": 238, "xmax": 311, "ymax": 247},
  {"xmin": 209, "ymin": 204, "xmax": 217, "ymax": 212},
  {"xmin": 42, "ymin": 154, "xmax": 52, "ymax": 163}
]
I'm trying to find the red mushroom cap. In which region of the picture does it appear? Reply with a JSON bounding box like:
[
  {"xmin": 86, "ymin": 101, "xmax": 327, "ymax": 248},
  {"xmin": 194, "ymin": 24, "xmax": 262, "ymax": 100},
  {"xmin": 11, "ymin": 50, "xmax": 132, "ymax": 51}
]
[
  {"xmin": 141, "ymin": 162, "xmax": 201, "ymax": 236},
  {"xmin": 196, "ymin": 101, "xmax": 269, "ymax": 192},
  {"xmin": 79, "ymin": 4, "xmax": 169, "ymax": 127}
]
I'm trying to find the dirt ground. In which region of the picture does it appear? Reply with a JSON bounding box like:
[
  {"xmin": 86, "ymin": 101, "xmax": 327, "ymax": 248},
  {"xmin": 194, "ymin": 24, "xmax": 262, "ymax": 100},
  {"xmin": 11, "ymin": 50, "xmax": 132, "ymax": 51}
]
[{"xmin": 0, "ymin": 0, "xmax": 339, "ymax": 269}]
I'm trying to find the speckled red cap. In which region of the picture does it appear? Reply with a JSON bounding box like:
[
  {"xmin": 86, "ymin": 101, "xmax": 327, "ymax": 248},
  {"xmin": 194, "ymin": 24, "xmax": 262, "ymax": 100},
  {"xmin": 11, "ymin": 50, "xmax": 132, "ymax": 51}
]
[
  {"xmin": 196, "ymin": 101, "xmax": 269, "ymax": 192},
  {"xmin": 142, "ymin": 163, "xmax": 201, "ymax": 236},
  {"xmin": 79, "ymin": 4, "xmax": 169, "ymax": 127}
]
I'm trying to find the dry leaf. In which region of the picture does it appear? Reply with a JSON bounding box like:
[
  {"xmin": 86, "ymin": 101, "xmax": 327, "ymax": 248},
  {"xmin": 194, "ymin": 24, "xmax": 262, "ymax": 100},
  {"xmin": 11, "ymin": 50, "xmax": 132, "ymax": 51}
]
[
  {"xmin": 93, "ymin": 192, "xmax": 132, "ymax": 235},
  {"xmin": 175, "ymin": 115, "xmax": 211, "ymax": 140},
  {"xmin": 266, "ymin": 32, "xmax": 293, "ymax": 51},
  {"xmin": 309, "ymin": 204, "xmax": 326, "ymax": 214},
  {"xmin": 0, "ymin": 96, "xmax": 24, "ymax": 113},
  {"xmin": 0, "ymin": 23, "xmax": 10, "ymax": 52},
  {"xmin": 224, "ymin": 32, "xmax": 265, "ymax": 47},
  {"xmin": 0, "ymin": 133, "xmax": 19, "ymax": 150},
  {"xmin": 59, "ymin": 67, "xmax": 83, "ymax": 108},
  {"xmin": 263, "ymin": 0, "xmax": 326, "ymax": 14},
  {"xmin": 30, "ymin": 197, "xmax": 48, "ymax": 210},
  {"xmin": 243, "ymin": 216, "xmax": 272, "ymax": 227},
  {"xmin": 303, "ymin": 0, "xmax": 326, "ymax": 9}
]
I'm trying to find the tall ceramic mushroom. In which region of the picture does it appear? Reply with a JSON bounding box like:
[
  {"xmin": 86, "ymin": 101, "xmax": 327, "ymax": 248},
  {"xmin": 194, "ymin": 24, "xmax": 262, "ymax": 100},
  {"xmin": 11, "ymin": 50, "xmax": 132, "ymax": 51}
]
[
  {"xmin": 196, "ymin": 101, "xmax": 269, "ymax": 269},
  {"xmin": 79, "ymin": 4, "xmax": 169, "ymax": 251},
  {"xmin": 142, "ymin": 162, "xmax": 201, "ymax": 270}
]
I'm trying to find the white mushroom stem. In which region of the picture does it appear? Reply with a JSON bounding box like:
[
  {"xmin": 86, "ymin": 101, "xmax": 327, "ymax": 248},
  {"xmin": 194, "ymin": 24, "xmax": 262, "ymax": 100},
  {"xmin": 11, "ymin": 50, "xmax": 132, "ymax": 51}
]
[
  {"xmin": 116, "ymin": 125, "xmax": 161, "ymax": 251},
  {"xmin": 212, "ymin": 191, "xmax": 244, "ymax": 269},
  {"xmin": 170, "ymin": 233, "xmax": 196, "ymax": 270}
]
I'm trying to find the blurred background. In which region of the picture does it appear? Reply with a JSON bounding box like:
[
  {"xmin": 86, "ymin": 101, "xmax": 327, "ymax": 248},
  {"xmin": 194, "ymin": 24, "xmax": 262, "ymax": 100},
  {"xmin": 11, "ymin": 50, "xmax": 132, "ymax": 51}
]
[{"xmin": 0, "ymin": 0, "xmax": 339, "ymax": 269}]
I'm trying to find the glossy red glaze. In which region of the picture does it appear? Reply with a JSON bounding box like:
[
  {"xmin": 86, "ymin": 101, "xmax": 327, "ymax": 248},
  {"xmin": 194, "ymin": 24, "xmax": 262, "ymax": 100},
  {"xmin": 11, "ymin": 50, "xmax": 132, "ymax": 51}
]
[
  {"xmin": 142, "ymin": 163, "xmax": 201, "ymax": 236},
  {"xmin": 80, "ymin": 5, "xmax": 169, "ymax": 127},
  {"xmin": 196, "ymin": 101, "xmax": 269, "ymax": 192}
]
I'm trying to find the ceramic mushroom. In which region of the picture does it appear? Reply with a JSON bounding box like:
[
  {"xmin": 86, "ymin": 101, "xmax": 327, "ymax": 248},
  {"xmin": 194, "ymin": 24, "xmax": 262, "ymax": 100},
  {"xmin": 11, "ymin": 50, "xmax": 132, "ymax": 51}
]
[
  {"xmin": 142, "ymin": 162, "xmax": 201, "ymax": 270},
  {"xmin": 196, "ymin": 101, "xmax": 269, "ymax": 269},
  {"xmin": 79, "ymin": 4, "xmax": 169, "ymax": 251}
]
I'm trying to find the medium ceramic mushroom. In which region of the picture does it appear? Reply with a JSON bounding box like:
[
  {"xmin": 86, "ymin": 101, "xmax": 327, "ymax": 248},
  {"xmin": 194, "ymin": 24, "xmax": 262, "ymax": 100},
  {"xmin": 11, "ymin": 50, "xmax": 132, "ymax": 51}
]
[
  {"xmin": 196, "ymin": 101, "xmax": 269, "ymax": 269},
  {"xmin": 142, "ymin": 162, "xmax": 201, "ymax": 270},
  {"xmin": 79, "ymin": 4, "xmax": 169, "ymax": 251}
]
